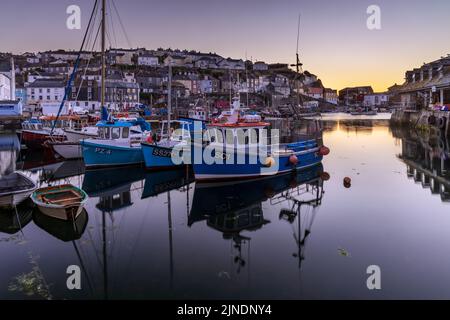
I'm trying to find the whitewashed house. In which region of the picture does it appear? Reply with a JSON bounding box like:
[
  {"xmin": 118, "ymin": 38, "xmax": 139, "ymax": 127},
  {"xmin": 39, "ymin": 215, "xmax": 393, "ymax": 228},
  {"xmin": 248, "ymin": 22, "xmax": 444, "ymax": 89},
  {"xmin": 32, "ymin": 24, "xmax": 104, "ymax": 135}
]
[
  {"xmin": 364, "ymin": 93, "xmax": 388, "ymax": 107},
  {"xmin": 217, "ymin": 58, "xmax": 245, "ymax": 70},
  {"xmin": 26, "ymin": 79, "xmax": 65, "ymax": 106},
  {"xmin": 0, "ymin": 74, "xmax": 11, "ymax": 100},
  {"xmin": 138, "ymin": 55, "xmax": 159, "ymax": 66},
  {"xmin": 253, "ymin": 61, "xmax": 268, "ymax": 71}
]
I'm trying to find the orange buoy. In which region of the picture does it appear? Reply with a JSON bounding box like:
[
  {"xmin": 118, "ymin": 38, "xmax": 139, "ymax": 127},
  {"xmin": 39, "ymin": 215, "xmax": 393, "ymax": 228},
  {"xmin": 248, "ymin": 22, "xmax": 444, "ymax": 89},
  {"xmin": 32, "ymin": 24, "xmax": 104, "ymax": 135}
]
[
  {"xmin": 319, "ymin": 146, "xmax": 330, "ymax": 156},
  {"xmin": 289, "ymin": 154, "xmax": 298, "ymax": 165}
]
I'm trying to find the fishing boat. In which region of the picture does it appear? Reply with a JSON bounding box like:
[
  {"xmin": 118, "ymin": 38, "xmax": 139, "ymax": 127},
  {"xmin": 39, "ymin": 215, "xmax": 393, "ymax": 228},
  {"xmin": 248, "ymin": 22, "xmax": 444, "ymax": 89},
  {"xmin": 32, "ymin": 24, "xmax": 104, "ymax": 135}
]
[
  {"xmin": 0, "ymin": 172, "xmax": 37, "ymax": 209},
  {"xmin": 141, "ymin": 64, "xmax": 193, "ymax": 170},
  {"xmin": 31, "ymin": 184, "xmax": 88, "ymax": 221},
  {"xmin": 191, "ymin": 96, "xmax": 329, "ymax": 181},
  {"xmin": 49, "ymin": 141, "xmax": 83, "ymax": 159},
  {"xmin": 64, "ymin": 126, "xmax": 98, "ymax": 142},
  {"xmin": 141, "ymin": 120, "xmax": 192, "ymax": 170},
  {"xmin": 20, "ymin": 116, "xmax": 80, "ymax": 149},
  {"xmin": 81, "ymin": 119, "xmax": 150, "ymax": 168}
]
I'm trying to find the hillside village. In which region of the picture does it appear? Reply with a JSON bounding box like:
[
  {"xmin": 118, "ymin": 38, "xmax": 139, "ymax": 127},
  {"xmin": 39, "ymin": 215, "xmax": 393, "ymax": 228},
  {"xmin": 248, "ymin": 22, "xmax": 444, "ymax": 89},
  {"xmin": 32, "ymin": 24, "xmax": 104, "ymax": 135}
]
[{"xmin": 0, "ymin": 48, "xmax": 344, "ymax": 118}]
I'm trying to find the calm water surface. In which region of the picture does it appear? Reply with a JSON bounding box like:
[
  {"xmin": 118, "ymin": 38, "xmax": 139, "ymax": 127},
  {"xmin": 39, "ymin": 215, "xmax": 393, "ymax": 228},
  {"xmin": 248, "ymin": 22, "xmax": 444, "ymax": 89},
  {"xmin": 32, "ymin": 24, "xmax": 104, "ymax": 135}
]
[{"xmin": 2, "ymin": 113, "xmax": 450, "ymax": 299}]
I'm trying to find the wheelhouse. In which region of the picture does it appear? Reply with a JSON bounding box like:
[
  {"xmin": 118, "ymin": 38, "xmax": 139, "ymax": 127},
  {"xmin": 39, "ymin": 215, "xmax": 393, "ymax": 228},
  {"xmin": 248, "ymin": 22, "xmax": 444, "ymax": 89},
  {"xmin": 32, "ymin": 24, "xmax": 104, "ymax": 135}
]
[{"xmin": 96, "ymin": 121, "xmax": 133, "ymax": 140}]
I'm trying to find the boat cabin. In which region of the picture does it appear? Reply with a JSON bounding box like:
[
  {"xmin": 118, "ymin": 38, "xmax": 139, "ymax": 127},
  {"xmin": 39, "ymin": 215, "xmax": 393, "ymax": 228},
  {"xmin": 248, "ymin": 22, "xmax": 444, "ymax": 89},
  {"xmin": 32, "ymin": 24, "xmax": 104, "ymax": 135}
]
[
  {"xmin": 39, "ymin": 115, "xmax": 82, "ymax": 130},
  {"xmin": 22, "ymin": 119, "xmax": 43, "ymax": 131},
  {"xmin": 160, "ymin": 120, "xmax": 192, "ymax": 141},
  {"xmin": 96, "ymin": 121, "xmax": 134, "ymax": 140}
]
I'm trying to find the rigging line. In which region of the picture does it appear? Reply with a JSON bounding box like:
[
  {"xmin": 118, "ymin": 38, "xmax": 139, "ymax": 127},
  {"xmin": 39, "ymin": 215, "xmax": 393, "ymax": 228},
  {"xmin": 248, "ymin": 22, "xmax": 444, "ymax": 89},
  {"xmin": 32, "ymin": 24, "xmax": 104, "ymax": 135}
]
[
  {"xmin": 83, "ymin": 3, "xmax": 99, "ymax": 57},
  {"xmin": 75, "ymin": 22, "xmax": 102, "ymax": 102},
  {"xmin": 107, "ymin": 0, "xmax": 118, "ymax": 48},
  {"xmin": 111, "ymin": 0, "xmax": 133, "ymax": 48},
  {"xmin": 122, "ymin": 197, "xmax": 152, "ymax": 279},
  {"xmin": 50, "ymin": 0, "xmax": 99, "ymax": 135}
]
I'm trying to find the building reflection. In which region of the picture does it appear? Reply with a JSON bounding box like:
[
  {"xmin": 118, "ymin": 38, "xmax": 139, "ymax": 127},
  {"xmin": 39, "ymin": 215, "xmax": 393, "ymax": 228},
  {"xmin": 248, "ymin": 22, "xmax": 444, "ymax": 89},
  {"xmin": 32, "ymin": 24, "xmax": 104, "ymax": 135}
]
[
  {"xmin": 189, "ymin": 164, "xmax": 326, "ymax": 273},
  {"xmin": 0, "ymin": 134, "xmax": 20, "ymax": 176},
  {"xmin": 393, "ymin": 127, "xmax": 450, "ymax": 201}
]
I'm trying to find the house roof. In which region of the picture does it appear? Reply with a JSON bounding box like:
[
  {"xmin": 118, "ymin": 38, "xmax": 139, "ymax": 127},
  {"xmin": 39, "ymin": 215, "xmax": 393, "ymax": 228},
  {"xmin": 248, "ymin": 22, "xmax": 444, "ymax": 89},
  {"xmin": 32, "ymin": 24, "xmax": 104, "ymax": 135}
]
[{"xmin": 27, "ymin": 79, "xmax": 65, "ymax": 88}]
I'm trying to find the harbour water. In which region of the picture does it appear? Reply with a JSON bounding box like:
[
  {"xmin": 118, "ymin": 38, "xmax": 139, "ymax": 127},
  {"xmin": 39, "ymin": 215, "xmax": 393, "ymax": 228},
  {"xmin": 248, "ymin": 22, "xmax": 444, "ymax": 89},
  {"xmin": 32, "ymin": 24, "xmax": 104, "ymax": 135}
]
[{"xmin": 2, "ymin": 113, "xmax": 450, "ymax": 299}]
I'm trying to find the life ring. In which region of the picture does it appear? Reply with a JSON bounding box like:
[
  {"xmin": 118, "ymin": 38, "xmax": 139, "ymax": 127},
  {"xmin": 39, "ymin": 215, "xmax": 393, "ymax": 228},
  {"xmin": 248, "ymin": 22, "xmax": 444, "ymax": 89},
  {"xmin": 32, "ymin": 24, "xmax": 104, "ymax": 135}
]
[{"xmin": 146, "ymin": 135, "xmax": 153, "ymax": 144}]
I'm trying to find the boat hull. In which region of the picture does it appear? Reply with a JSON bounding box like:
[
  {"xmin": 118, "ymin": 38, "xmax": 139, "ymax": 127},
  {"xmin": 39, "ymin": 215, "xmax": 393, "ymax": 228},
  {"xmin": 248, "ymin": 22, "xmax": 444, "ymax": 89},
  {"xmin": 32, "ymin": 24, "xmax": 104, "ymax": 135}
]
[
  {"xmin": 52, "ymin": 142, "xmax": 83, "ymax": 159},
  {"xmin": 35, "ymin": 204, "xmax": 84, "ymax": 221},
  {"xmin": 21, "ymin": 130, "xmax": 65, "ymax": 149},
  {"xmin": 81, "ymin": 140, "xmax": 144, "ymax": 168},
  {"xmin": 0, "ymin": 192, "xmax": 33, "ymax": 209},
  {"xmin": 192, "ymin": 146, "xmax": 322, "ymax": 181},
  {"xmin": 141, "ymin": 143, "xmax": 189, "ymax": 170},
  {"xmin": 0, "ymin": 172, "xmax": 37, "ymax": 209},
  {"xmin": 64, "ymin": 129, "xmax": 97, "ymax": 143},
  {"xmin": 31, "ymin": 184, "xmax": 88, "ymax": 221}
]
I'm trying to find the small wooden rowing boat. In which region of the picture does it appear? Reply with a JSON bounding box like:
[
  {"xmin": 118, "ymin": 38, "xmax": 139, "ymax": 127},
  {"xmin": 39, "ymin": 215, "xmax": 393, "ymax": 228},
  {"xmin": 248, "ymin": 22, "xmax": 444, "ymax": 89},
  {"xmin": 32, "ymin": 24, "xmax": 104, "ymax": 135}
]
[
  {"xmin": 31, "ymin": 184, "xmax": 88, "ymax": 221},
  {"xmin": 0, "ymin": 172, "xmax": 37, "ymax": 209}
]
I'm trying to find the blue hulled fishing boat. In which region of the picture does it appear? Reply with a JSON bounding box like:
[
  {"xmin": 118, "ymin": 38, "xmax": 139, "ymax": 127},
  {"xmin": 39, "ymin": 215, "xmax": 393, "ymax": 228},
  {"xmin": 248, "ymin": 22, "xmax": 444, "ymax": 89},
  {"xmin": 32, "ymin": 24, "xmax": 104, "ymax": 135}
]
[
  {"xmin": 141, "ymin": 120, "xmax": 192, "ymax": 170},
  {"xmin": 81, "ymin": 119, "xmax": 150, "ymax": 169},
  {"xmin": 191, "ymin": 97, "xmax": 329, "ymax": 181},
  {"xmin": 141, "ymin": 64, "xmax": 194, "ymax": 170}
]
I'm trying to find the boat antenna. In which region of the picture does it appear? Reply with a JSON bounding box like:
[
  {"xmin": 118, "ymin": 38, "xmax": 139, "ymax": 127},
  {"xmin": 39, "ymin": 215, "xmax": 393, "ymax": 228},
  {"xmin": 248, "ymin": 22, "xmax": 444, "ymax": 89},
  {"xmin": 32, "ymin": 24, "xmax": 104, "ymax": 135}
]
[
  {"xmin": 290, "ymin": 13, "xmax": 303, "ymax": 108},
  {"xmin": 167, "ymin": 63, "xmax": 172, "ymax": 137},
  {"xmin": 50, "ymin": 0, "xmax": 99, "ymax": 136}
]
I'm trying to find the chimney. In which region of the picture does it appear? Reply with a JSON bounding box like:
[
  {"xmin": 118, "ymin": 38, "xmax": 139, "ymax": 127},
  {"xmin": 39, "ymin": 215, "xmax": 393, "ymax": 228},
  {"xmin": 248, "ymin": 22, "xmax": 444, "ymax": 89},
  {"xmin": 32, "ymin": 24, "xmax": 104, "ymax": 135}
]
[{"xmin": 10, "ymin": 57, "xmax": 16, "ymax": 100}]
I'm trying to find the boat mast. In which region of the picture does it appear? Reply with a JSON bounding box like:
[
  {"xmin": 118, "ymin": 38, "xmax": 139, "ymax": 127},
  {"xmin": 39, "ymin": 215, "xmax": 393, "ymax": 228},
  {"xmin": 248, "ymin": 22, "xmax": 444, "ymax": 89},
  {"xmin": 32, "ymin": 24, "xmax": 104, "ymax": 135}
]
[
  {"xmin": 101, "ymin": 0, "xmax": 106, "ymax": 109},
  {"xmin": 167, "ymin": 64, "xmax": 172, "ymax": 135}
]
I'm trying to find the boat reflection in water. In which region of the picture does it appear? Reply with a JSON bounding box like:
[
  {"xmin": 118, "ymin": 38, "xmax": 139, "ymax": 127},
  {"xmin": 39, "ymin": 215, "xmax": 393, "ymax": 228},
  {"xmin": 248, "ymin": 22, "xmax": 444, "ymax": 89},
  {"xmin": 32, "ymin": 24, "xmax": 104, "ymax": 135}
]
[
  {"xmin": 33, "ymin": 209, "xmax": 89, "ymax": 242},
  {"xmin": 0, "ymin": 201, "xmax": 33, "ymax": 235},
  {"xmin": 142, "ymin": 168, "xmax": 194, "ymax": 199},
  {"xmin": 82, "ymin": 165, "xmax": 146, "ymax": 212},
  {"xmin": 394, "ymin": 127, "xmax": 450, "ymax": 201},
  {"xmin": 0, "ymin": 134, "xmax": 20, "ymax": 176},
  {"xmin": 189, "ymin": 163, "xmax": 325, "ymax": 272}
]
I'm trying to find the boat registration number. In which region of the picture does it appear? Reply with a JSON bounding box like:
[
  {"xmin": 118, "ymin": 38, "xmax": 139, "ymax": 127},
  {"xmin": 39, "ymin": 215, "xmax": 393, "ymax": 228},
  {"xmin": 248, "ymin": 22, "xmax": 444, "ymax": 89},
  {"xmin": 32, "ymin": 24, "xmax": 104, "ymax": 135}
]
[
  {"xmin": 95, "ymin": 148, "xmax": 112, "ymax": 155},
  {"xmin": 152, "ymin": 148, "xmax": 172, "ymax": 158}
]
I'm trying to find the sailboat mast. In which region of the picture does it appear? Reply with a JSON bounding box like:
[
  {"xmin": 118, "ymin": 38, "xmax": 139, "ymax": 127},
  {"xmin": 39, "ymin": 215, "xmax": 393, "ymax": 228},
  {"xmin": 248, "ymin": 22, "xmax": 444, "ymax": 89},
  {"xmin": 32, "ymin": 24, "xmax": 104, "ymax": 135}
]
[
  {"xmin": 168, "ymin": 64, "xmax": 172, "ymax": 132},
  {"xmin": 101, "ymin": 0, "xmax": 106, "ymax": 108}
]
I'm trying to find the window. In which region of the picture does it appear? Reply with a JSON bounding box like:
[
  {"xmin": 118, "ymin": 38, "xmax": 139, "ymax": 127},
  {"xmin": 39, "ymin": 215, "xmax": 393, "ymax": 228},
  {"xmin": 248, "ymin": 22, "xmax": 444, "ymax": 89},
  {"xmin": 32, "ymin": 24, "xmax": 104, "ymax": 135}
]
[
  {"xmin": 39, "ymin": 89, "xmax": 42, "ymax": 93},
  {"xmin": 47, "ymin": 89, "xmax": 50, "ymax": 93},
  {"xmin": 112, "ymin": 127, "xmax": 120, "ymax": 139},
  {"xmin": 55, "ymin": 96, "xmax": 58, "ymax": 100},
  {"xmin": 39, "ymin": 96, "xmax": 42, "ymax": 100},
  {"xmin": 122, "ymin": 127, "xmax": 129, "ymax": 138},
  {"xmin": 98, "ymin": 127, "xmax": 105, "ymax": 139},
  {"xmin": 47, "ymin": 96, "xmax": 50, "ymax": 100}
]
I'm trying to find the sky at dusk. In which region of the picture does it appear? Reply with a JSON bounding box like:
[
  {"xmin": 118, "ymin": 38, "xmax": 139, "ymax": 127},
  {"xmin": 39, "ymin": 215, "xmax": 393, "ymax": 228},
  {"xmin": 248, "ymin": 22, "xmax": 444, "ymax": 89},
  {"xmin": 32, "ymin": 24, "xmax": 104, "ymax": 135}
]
[{"xmin": 2, "ymin": 0, "xmax": 450, "ymax": 92}]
